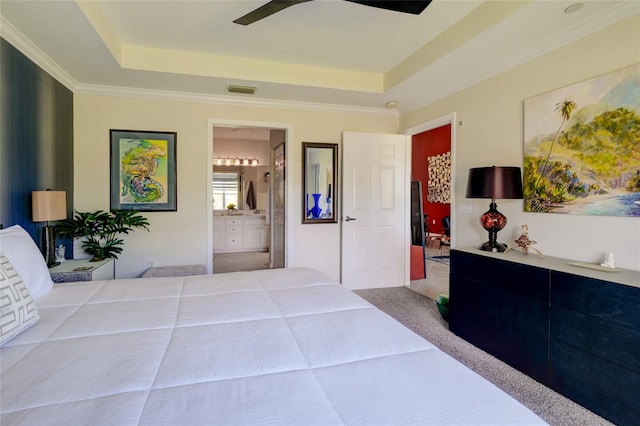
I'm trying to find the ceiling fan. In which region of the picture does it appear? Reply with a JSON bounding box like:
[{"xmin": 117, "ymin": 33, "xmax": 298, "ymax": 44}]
[{"xmin": 233, "ymin": 0, "xmax": 432, "ymax": 25}]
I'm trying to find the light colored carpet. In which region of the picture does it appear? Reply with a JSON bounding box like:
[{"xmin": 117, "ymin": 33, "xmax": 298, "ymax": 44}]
[{"xmin": 354, "ymin": 286, "xmax": 612, "ymax": 426}]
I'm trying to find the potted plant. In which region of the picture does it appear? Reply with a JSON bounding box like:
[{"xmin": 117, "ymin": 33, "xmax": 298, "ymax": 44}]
[{"xmin": 57, "ymin": 210, "xmax": 150, "ymax": 261}]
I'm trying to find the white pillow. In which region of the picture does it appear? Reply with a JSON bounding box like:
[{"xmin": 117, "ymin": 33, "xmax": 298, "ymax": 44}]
[
  {"xmin": 0, "ymin": 253, "xmax": 40, "ymax": 346},
  {"xmin": 0, "ymin": 225, "xmax": 53, "ymax": 297}
]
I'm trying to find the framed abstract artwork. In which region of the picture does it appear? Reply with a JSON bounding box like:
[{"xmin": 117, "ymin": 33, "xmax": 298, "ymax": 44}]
[
  {"xmin": 523, "ymin": 64, "xmax": 640, "ymax": 216},
  {"xmin": 110, "ymin": 129, "xmax": 177, "ymax": 211},
  {"xmin": 427, "ymin": 151, "xmax": 451, "ymax": 204}
]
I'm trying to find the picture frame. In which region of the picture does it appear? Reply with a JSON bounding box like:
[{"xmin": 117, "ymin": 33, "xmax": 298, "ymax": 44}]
[
  {"xmin": 427, "ymin": 151, "xmax": 451, "ymax": 204},
  {"xmin": 302, "ymin": 142, "xmax": 338, "ymax": 224},
  {"xmin": 523, "ymin": 64, "xmax": 639, "ymax": 216},
  {"xmin": 110, "ymin": 129, "xmax": 177, "ymax": 211}
]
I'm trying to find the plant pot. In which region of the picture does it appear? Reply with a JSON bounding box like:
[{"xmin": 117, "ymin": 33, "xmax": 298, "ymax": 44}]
[{"xmin": 436, "ymin": 292, "xmax": 449, "ymax": 321}]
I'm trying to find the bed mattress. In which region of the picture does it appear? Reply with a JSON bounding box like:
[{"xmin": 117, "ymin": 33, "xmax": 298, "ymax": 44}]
[{"xmin": 1, "ymin": 267, "xmax": 546, "ymax": 425}]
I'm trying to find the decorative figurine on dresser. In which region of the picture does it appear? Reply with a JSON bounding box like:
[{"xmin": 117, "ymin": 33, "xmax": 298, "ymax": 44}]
[
  {"xmin": 600, "ymin": 252, "xmax": 615, "ymax": 268},
  {"xmin": 504, "ymin": 225, "xmax": 543, "ymax": 258},
  {"xmin": 55, "ymin": 244, "xmax": 66, "ymax": 263}
]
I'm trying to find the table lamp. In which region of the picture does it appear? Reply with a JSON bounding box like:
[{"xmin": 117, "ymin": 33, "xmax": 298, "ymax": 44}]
[
  {"xmin": 32, "ymin": 189, "xmax": 67, "ymax": 267},
  {"xmin": 466, "ymin": 166, "xmax": 523, "ymax": 252}
]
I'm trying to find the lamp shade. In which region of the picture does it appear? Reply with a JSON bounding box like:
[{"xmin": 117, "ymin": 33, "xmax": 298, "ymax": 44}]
[
  {"xmin": 32, "ymin": 190, "xmax": 67, "ymax": 222},
  {"xmin": 466, "ymin": 166, "xmax": 523, "ymax": 199}
]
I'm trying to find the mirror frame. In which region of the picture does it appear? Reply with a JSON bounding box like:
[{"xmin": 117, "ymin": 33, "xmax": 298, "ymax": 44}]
[{"xmin": 302, "ymin": 142, "xmax": 338, "ymax": 224}]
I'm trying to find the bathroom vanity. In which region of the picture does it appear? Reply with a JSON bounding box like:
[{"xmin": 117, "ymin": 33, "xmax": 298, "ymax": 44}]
[{"xmin": 213, "ymin": 214, "xmax": 269, "ymax": 253}]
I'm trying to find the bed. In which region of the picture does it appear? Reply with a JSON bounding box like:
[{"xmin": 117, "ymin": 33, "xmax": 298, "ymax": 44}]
[{"xmin": 1, "ymin": 225, "xmax": 546, "ymax": 425}]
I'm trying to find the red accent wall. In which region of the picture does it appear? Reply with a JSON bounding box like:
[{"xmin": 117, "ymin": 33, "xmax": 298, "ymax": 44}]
[{"xmin": 412, "ymin": 125, "xmax": 451, "ymax": 235}]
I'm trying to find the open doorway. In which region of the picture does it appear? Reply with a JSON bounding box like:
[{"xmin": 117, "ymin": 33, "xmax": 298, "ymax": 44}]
[
  {"xmin": 207, "ymin": 122, "xmax": 288, "ymax": 274},
  {"xmin": 414, "ymin": 124, "xmax": 452, "ymax": 260},
  {"xmin": 404, "ymin": 114, "xmax": 456, "ymax": 300}
]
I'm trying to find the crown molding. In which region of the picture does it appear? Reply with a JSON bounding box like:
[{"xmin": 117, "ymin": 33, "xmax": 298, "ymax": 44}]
[
  {"xmin": 1, "ymin": 15, "xmax": 394, "ymax": 117},
  {"xmin": 400, "ymin": 2, "xmax": 640, "ymax": 115},
  {"xmin": 3, "ymin": 3, "xmax": 637, "ymax": 119},
  {"xmin": 75, "ymin": 84, "xmax": 398, "ymax": 117},
  {"xmin": 0, "ymin": 16, "xmax": 77, "ymax": 91}
]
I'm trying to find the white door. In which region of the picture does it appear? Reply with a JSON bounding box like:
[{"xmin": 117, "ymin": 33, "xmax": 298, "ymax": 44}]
[{"xmin": 341, "ymin": 132, "xmax": 409, "ymax": 290}]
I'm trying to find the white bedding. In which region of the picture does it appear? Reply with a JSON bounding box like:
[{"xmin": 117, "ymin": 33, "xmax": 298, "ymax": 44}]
[{"xmin": 1, "ymin": 268, "xmax": 546, "ymax": 425}]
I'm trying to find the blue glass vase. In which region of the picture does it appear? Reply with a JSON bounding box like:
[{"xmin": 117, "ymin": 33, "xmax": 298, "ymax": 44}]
[{"xmin": 310, "ymin": 193, "xmax": 322, "ymax": 218}]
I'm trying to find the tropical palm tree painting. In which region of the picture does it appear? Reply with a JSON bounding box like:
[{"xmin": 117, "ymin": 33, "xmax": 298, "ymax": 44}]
[{"xmin": 523, "ymin": 64, "xmax": 640, "ymax": 217}]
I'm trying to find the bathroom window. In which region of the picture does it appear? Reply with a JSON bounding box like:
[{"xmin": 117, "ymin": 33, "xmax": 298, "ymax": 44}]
[{"xmin": 213, "ymin": 172, "xmax": 242, "ymax": 210}]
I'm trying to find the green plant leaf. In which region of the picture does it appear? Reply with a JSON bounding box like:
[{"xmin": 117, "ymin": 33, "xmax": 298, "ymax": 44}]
[{"xmin": 56, "ymin": 209, "xmax": 149, "ymax": 259}]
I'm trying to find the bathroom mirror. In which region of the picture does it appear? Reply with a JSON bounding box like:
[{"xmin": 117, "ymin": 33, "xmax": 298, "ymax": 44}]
[{"xmin": 302, "ymin": 142, "xmax": 337, "ymax": 224}]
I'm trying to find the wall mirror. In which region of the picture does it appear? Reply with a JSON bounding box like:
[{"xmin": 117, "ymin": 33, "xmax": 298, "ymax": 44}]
[{"xmin": 302, "ymin": 142, "xmax": 337, "ymax": 224}]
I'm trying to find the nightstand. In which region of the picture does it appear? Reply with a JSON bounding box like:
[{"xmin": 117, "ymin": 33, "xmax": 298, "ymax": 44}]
[{"xmin": 49, "ymin": 258, "xmax": 115, "ymax": 283}]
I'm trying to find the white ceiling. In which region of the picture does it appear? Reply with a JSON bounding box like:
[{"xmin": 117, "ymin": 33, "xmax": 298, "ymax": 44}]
[{"xmin": 1, "ymin": 0, "xmax": 638, "ymax": 115}]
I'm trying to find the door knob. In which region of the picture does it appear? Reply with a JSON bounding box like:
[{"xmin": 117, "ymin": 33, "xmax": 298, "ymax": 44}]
[{"xmin": 344, "ymin": 216, "xmax": 357, "ymax": 222}]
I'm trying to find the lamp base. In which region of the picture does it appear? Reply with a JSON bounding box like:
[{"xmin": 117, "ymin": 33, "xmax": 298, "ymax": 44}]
[
  {"xmin": 480, "ymin": 241, "xmax": 508, "ymax": 252},
  {"xmin": 41, "ymin": 225, "xmax": 59, "ymax": 268},
  {"xmin": 479, "ymin": 200, "xmax": 508, "ymax": 253}
]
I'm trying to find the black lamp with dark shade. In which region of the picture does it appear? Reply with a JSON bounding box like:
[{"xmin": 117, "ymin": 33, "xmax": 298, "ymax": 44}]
[{"xmin": 466, "ymin": 166, "xmax": 523, "ymax": 252}]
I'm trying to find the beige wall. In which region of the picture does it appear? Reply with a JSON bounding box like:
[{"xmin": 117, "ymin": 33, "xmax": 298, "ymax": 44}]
[
  {"xmin": 74, "ymin": 15, "xmax": 640, "ymax": 277},
  {"xmin": 401, "ymin": 15, "xmax": 640, "ymax": 270},
  {"xmin": 74, "ymin": 95, "xmax": 397, "ymax": 278}
]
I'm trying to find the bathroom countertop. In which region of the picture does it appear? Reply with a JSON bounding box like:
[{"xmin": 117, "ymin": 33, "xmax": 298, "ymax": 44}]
[{"xmin": 213, "ymin": 212, "xmax": 266, "ymax": 217}]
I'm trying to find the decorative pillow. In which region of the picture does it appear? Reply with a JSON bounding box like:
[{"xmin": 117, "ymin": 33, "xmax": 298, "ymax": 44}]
[
  {"xmin": 0, "ymin": 225, "xmax": 53, "ymax": 297},
  {"xmin": 0, "ymin": 253, "xmax": 40, "ymax": 346}
]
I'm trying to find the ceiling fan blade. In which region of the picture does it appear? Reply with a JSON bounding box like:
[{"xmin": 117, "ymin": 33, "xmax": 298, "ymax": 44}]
[
  {"xmin": 344, "ymin": 0, "xmax": 431, "ymax": 15},
  {"xmin": 234, "ymin": 0, "xmax": 313, "ymax": 25}
]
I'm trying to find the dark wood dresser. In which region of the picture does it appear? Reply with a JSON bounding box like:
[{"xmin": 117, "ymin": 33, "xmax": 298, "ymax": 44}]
[{"xmin": 450, "ymin": 248, "xmax": 640, "ymax": 426}]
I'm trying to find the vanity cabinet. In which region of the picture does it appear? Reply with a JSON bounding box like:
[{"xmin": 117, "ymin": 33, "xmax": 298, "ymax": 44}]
[
  {"xmin": 225, "ymin": 218, "xmax": 243, "ymax": 249},
  {"xmin": 243, "ymin": 217, "xmax": 269, "ymax": 249},
  {"xmin": 212, "ymin": 225, "xmax": 224, "ymax": 248},
  {"xmin": 213, "ymin": 215, "xmax": 269, "ymax": 253},
  {"xmin": 261, "ymin": 225, "xmax": 270, "ymax": 248},
  {"xmin": 450, "ymin": 249, "xmax": 640, "ymax": 426},
  {"xmin": 243, "ymin": 223, "xmax": 261, "ymax": 248}
]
